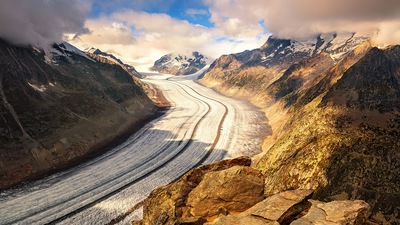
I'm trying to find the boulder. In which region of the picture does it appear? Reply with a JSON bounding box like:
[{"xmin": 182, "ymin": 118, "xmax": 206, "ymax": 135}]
[
  {"xmin": 186, "ymin": 165, "xmax": 264, "ymax": 217},
  {"xmin": 133, "ymin": 156, "xmax": 252, "ymax": 225},
  {"xmin": 291, "ymin": 199, "xmax": 371, "ymax": 225},
  {"xmin": 211, "ymin": 189, "xmax": 313, "ymax": 225}
]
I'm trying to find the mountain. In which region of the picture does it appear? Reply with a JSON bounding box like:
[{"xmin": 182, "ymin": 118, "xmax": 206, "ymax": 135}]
[
  {"xmin": 85, "ymin": 47, "xmax": 144, "ymax": 78},
  {"xmin": 151, "ymin": 51, "xmax": 213, "ymax": 75},
  {"xmin": 199, "ymin": 34, "xmax": 400, "ymax": 220},
  {"xmin": 0, "ymin": 39, "xmax": 158, "ymax": 189}
]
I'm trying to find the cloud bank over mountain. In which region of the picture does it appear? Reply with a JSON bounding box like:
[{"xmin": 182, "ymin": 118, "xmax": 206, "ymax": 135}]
[
  {"xmin": 205, "ymin": 0, "xmax": 400, "ymax": 44},
  {"xmin": 0, "ymin": 0, "xmax": 91, "ymax": 49}
]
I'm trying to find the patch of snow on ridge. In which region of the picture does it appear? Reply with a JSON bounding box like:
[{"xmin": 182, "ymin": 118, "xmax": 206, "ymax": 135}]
[
  {"xmin": 61, "ymin": 42, "xmax": 96, "ymax": 62},
  {"xmin": 28, "ymin": 82, "xmax": 46, "ymax": 92},
  {"xmin": 289, "ymin": 39, "xmax": 315, "ymax": 56},
  {"xmin": 155, "ymin": 50, "xmax": 214, "ymax": 72},
  {"xmin": 328, "ymin": 33, "xmax": 355, "ymax": 51},
  {"xmin": 282, "ymin": 33, "xmax": 369, "ymax": 62}
]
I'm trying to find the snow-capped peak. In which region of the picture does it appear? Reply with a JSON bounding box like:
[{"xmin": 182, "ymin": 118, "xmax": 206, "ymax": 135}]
[
  {"xmin": 261, "ymin": 33, "xmax": 368, "ymax": 64},
  {"xmin": 151, "ymin": 50, "xmax": 213, "ymax": 75}
]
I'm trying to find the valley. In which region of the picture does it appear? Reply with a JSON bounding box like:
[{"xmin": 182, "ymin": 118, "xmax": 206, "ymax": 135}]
[
  {"xmin": 0, "ymin": 73, "xmax": 267, "ymax": 224},
  {"xmin": 1, "ymin": 1, "xmax": 400, "ymax": 224}
]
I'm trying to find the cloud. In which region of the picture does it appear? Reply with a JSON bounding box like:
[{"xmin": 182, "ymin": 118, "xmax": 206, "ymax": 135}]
[
  {"xmin": 69, "ymin": 9, "xmax": 268, "ymax": 71},
  {"xmin": 0, "ymin": 0, "xmax": 91, "ymax": 49},
  {"xmin": 205, "ymin": 0, "xmax": 400, "ymax": 44},
  {"xmin": 73, "ymin": 18, "xmax": 136, "ymax": 45},
  {"xmin": 204, "ymin": 0, "xmax": 267, "ymax": 38}
]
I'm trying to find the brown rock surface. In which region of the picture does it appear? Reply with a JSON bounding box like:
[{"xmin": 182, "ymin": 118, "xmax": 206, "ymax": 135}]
[
  {"xmin": 211, "ymin": 215, "xmax": 280, "ymax": 225},
  {"xmin": 186, "ymin": 165, "xmax": 264, "ymax": 217},
  {"xmin": 211, "ymin": 189, "xmax": 313, "ymax": 225},
  {"xmin": 291, "ymin": 199, "xmax": 371, "ymax": 225},
  {"xmin": 178, "ymin": 217, "xmax": 207, "ymax": 225},
  {"xmin": 135, "ymin": 156, "xmax": 252, "ymax": 225}
]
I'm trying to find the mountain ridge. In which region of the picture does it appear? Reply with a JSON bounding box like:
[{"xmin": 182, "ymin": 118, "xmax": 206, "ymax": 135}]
[
  {"xmin": 0, "ymin": 39, "xmax": 158, "ymax": 189},
  {"xmin": 85, "ymin": 47, "xmax": 144, "ymax": 78},
  {"xmin": 199, "ymin": 34, "xmax": 400, "ymax": 220}
]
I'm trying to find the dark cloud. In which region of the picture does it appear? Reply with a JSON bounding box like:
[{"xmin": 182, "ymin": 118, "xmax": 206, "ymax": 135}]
[
  {"xmin": 291, "ymin": 0, "xmax": 400, "ymax": 22},
  {"xmin": 206, "ymin": 0, "xmax": 400, "ymax": 44},
  {"xmin": 264, "ymin": 0, "xmax": 400, "ymax": 43},
  {"xmin": 0, "ymin": 0, "xmax": 91, "ymax": 49}
]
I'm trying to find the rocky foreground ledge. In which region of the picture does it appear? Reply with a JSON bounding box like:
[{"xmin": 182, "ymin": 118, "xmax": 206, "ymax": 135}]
[{"xmin": 133, "ymin": 157, "xmax": 379, "ymax": 225}]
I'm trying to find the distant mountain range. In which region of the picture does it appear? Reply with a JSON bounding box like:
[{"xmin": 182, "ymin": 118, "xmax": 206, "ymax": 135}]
[
  {"xmin": 199, "ymin": 33, "xmax": 400, "ymax": 218},
  {"xmin": 151, "ymin": 51, "xmax": 213, "ymax": 75},
  {"xmin": 0, "ymin": 40, "xmax": 156, "ymax": 189}
]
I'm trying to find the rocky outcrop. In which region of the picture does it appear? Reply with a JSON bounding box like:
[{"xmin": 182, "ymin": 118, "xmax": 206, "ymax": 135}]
[
  {"xmin": 133, "ymin": 158, "xmax": 373, "ymax": 225},
  {"xmin": 212, "ymin": 189, "xmax": 314, "ymax": 225},
  {"xmin": 134, "ymin": 157, "xmax": 252, "ymax": 225},
  {"xmin": 151, "ymin": 51, "xmax": 213, "ymax": 75},
  {"xmin": 186, "ymin": 166, "xmax": 264, "ymax": 217},
  {"xmin": 0, "ymin": 39, "xmax": 158, "ymax": 189}
]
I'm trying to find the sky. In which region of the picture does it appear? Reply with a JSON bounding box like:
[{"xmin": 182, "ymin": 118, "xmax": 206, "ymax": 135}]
[{"xmin": 1, "ymin": 0, "xmax": 400, "ymax": 71}]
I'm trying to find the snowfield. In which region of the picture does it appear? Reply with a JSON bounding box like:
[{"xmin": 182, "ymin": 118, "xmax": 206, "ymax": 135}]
[{"xmin": 0, "ymin": 73, "xmax": 267, "ymax": 225}]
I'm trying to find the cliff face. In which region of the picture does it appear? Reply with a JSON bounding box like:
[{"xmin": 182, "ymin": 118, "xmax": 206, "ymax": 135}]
[
  {"xmin": 0, "ymin": 40, "xmax": 157, "ymax": 189},
  {"xmin": 200, "ymin": 35, "xmax": 400, "ymax": 219}
]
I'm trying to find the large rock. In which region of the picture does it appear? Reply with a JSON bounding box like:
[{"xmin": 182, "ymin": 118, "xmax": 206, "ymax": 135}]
[
  {"xmin": 291, "ymin": 199, "xmax": 371, "ymax": 225},
  {"xmin": 134, "ymin": 156, "xmax": 253, "ymax": 225},
  {"xmin": 211, "ymin": 189, "xmax": 313, "ymax": 225},
  {"xmin": 186, "ymin": 165, "xmax": 264, "ymax": 217}
]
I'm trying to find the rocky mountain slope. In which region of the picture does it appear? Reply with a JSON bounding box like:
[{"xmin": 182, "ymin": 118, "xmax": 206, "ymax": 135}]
[
  {"xmin": 85, "ymin": 47, "xmax": 144, "ymax": 78},
  {"xmin": 134, "ymin": 157, "xmax": 375, "ymax": 225},
  {"xmin": 151, "ymin": 51, "xmax": 213, "ymax": 75},
  {"xmin": 0, "ymin": 39, "xmax": 157, "ymax": 189},
  {"xmin": 199, "ymin": 34, "xmax": 400, "ymax": 221}
]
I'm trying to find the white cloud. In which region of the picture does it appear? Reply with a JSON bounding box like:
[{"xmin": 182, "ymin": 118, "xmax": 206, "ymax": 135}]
[
  {"xmin": 69, "ymin": 9, "xmax": 267, "ymax": 71},
  {"xmin": 72, "ymin": 18, "xmax": 136, "ymax": 46}
]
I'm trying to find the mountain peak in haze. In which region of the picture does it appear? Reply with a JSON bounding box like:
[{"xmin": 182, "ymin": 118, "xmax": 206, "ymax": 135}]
[
  {"xmin": 84, "ymin": 47, "xmax": 143, "ymax": 78},
  {"xmin": 151, "ymin": 50, "xmax": 213, "ymax": 75}
]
